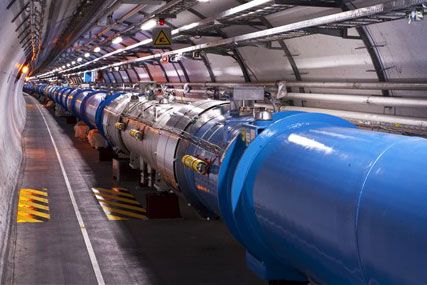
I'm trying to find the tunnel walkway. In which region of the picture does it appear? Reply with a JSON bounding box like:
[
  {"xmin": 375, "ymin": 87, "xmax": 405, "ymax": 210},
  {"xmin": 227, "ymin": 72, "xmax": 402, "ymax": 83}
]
[{"xmin": 5, "ymin": 94, "xmax": 263, "ymax": 285}]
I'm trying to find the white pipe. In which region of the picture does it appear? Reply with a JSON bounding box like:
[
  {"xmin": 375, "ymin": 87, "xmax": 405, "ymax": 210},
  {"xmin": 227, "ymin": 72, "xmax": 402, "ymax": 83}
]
[
  {"xmin": 285, "ymin": 82, "xmax": 427, "ymax": 91},
  {"xmin": 161, "ymin": 81, "xmax": 427, "ymax": 91},
  {"xmin": 280, "ymin": 106, "xmax": 427, "ymax": 130},
  {"xmin": 285, "ymin": 93, "xmax": 427, "ymax": 108}
]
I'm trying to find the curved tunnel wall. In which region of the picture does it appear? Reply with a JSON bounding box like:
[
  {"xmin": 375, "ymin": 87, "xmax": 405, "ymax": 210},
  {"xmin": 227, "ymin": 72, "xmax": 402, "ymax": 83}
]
[
  {"xmin": 0, "ymin": 2, "xmax": 27, "ymax": 276},
  {"xmin": 87, "ymin": 0, "xmax": 427, "ymax": 123}
]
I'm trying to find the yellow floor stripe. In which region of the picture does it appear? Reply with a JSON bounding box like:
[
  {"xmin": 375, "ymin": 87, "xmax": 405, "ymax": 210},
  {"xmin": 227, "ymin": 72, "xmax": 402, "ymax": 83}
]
[
  {"xmin": 19, "ymin": 194, "xmax": 48, "ymax": 204},
  {"xmin": 18, "ymin": 207, "xmax": 50, "ymax": 219},
  {"xmin": 98, "ymin": 200, "xmax": 146, "ymax": 213},
  {"xmin": 17, "ymin": 213, "xmax": 43, "ymax": 223},
  {"xmin": 106, "ymin": 214, "xmax": 128, "ymax": 221},
  {"xmin": 112, "ymin": 187, "xmax": 131, "ymax": 194},
  {"xmin": 17, "ymin": 188, "xmax": 50, "ymax": 223},
  {"xmin": 94, "ymin": 193, "xmax": 140, "ymax": 205},
  {"xmin": 18, "ymin": 200, "xmax": 49, "ymax": 211},
  {"xmin": 101, "ymin": 205, "xmax": 147, "ymax": 220},
  {"xmin": 95, "ymin": 187, "xmax": 130, "ymax": 194},
  {"xmin": 20, "ymin": 188, "xmax": 48, "ymax": 197},
  {"xmin": 92, "ymin": 188, "xmax": 134, "ymax": 198},
  {"xmin": 92, "ymin": 187, "xmax": 147, "ymax": 221}
]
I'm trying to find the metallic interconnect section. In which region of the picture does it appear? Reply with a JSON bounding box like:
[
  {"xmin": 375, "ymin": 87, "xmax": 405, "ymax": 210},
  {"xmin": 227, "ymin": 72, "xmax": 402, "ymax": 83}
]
[{"xmin": 103, "ymin": 94, "xmax": 228, "ymax": 188}]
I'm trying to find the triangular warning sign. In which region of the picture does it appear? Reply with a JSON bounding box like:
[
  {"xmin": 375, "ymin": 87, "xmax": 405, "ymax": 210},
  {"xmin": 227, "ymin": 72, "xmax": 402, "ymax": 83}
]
[{"xmin": 154, "ymin": 30, "xmax": 172, "ymax": 46}]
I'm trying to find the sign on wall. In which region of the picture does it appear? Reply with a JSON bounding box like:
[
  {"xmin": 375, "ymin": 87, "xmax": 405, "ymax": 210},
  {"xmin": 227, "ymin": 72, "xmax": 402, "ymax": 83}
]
[{"xmin": 152, "ymin": 27, "xmax": 172, "ymax": 47}]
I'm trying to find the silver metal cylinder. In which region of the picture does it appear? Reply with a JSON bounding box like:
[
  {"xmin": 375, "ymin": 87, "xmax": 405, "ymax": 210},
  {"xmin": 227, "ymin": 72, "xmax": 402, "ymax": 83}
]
[
  {"xmin": 102, "ymin": 93, "xmax": 144, "ymax": 154},
  {"xmin": 85, "ymin": 92, "xmax": 108, "ymax": 127},
  {"xmin": 103, "ymin": 95, "xmax": 227, "ymax": 189}
]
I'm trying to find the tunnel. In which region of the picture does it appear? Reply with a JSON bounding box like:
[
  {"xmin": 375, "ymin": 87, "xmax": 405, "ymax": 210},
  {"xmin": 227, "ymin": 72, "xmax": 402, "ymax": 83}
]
[{"xmin": 1, "ymin": 0, "xmax": 427, "ymax": 284}]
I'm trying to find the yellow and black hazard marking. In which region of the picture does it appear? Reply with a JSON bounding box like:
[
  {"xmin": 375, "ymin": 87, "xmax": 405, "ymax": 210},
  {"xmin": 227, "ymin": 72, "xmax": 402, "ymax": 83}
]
[
  {"xmin": 17, "ymin": 188, "xmax": 50, "ymax": 223},
  {"xmin": 92, "ymin": 187, "xmax": 147, "ymax": 221}
]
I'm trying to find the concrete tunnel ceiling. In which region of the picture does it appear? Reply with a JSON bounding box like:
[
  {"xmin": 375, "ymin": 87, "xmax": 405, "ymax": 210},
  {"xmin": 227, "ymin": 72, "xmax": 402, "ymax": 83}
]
[
  {"xmin": 19, "ymin": 0, "xmax": 427, "ymax": 130},
  {"xmin": 23, "ymin": 0, "xmax": 427, "ymax": 103},
  {"xmin": 28, "ymin": 0, "xmax": 425, "ymax": 82}
]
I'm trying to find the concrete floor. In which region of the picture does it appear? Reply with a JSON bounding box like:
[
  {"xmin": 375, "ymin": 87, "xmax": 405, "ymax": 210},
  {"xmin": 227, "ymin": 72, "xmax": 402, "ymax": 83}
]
[{"xmin": 5, "ymin": 95, "xmax": 265, "ymax": 285}]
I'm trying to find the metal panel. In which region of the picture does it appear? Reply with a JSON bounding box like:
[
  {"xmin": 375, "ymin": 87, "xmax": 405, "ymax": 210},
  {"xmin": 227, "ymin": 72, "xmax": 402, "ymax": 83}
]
[{"xmin": 233, "ymin": 86, "xmax": 264, "ymax": 100}]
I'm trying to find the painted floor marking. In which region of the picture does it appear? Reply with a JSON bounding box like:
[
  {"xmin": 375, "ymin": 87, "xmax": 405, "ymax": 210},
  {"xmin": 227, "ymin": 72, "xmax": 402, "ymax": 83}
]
[
  {"xmin": 92, "ymin": 187, "xmax": 147, "ymax": 221},
  {"xmin": 32, "ymin": 97, "xmax": 106, "ymax": 285},
  {"xmin": 17, "ymin": 188, "xmax": 50, "ymax": 223}
]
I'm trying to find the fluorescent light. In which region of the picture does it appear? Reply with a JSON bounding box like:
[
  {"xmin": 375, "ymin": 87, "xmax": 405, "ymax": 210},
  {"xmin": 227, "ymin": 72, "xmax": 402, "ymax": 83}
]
[
  {"xmin": 112, "ymin": 36, "xmax": 123, "ymax": 44},
  {"xmin": 141, "ymin": 19, "xmax": 157, "ymax": 31},
  {"xmin": 180, "ymin": 22, "xmax": 200, "ymax": 31},
  {"xmin": 77, "ymin": 57, "xmax": 83, "ymax": 62},
  {"xmin": 72, "ymin": 61, "xmax": 76, "ymax": 65},
  {"xmin": 94, "ymin": 47, "xmax": 101, "ymax": 53},
  {"xmin": 84, "ymin": 53, "xmax": 90, "ymax": 58}
]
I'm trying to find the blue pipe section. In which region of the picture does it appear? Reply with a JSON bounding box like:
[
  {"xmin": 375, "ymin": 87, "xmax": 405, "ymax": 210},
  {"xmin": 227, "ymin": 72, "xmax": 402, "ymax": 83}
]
[
  {"xmin": 61, "ymin": 88, "xmax": 73, "ymax": 109},
  {"xmin": 23, "ymin": 84, "xmax": 427, "ymax": 284},
  {"xmin": 94, "ymin": 92, "xmax": 125, "ymax": 136},
  {"xmin": 79, "ymin": 90, "xmax": 107, "ymax": 129},
  {"xmin": 227, "ymin": 112, "xmax": 427, "ymax": 284},
  {"xmin": 54, "ymin": 87, "xmax": 68, "ymax": 104},
  {"xmin": 59, "ymin": 88, "xmax": 72, "ymax": 106},
  {"xmin": 70, "ymin": 89, "xmax": 93, "ymax": 118},
  {"xmin": 48, "ymin": 86, "xmax": 58, "ymax": 100}
]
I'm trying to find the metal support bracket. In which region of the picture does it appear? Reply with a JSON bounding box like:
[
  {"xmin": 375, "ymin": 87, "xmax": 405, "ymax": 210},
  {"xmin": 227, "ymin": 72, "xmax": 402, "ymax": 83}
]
[{"xmin": 276, "ymin": 81, "xmax": 288, "ymax": 99}]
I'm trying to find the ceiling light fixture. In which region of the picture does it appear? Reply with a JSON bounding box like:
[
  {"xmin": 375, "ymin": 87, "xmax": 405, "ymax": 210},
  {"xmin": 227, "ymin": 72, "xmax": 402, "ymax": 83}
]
[
  {"xmin": 72, "ymin": 61, "xmax": 76, "ymax": 65},
  {"xmin": 141, "ymin": 19, "xmax": 157, "ymax": 31},
  {"xmin": 94, "ymin": 47, "xmax": 101, "ymax": 53},
  {"xmin": 112, "ymin": 36, "xmax": 123, "ymax": 44},
  {"xmin": 180, "ymin": 22, "xmax": 200, "ymax": 31},
  {"xmin": 21, "ymin": 65, "xmax": 29, "ymax": 74},
  {"xmin": 77, "ymin": 57, "xmax": 83, "ymax": 62},
  {"xmin": 84, "ymin": 52, "xmax": 90, "ymax": 58}
]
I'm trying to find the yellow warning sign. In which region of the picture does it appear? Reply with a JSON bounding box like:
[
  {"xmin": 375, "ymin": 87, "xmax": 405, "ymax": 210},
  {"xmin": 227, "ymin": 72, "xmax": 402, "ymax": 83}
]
[{"xmin": 153, "ymin": 28, "xmax": 172, "ymax": 47}]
